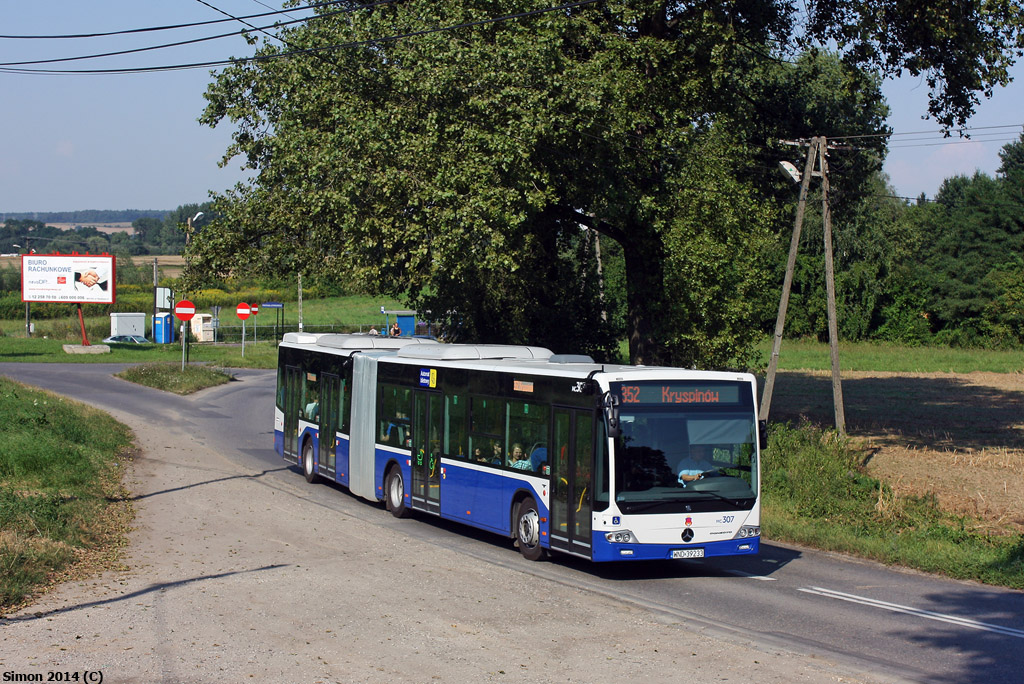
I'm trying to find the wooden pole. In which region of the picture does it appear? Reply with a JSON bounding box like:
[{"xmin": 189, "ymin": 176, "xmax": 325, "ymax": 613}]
[
  {"xmin": 759, "ymin": 139, "xmax": 818, "ymax": 422},
  {"xmin": 819, "ymin": 138, "xmax": 847, "ymax": 436}
]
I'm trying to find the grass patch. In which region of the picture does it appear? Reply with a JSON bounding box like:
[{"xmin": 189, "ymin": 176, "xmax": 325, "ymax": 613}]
[
  {"xmin": 0, "ymin": 294, "xmax": 406, "ymax": 338},
  {"xmin": 0, "ymin": 336, "xmax": 278, "ymax": 369},
  {"xmin": 755, "ymin": 337, "xmax": 1024, "ymax": 373},
  {"xmin": 763, "ymin": 422, "xmax": 1024, "ymax": 589},
  {"xmin": 116, "ymin": 363, "xmax": 234, "ymax": 394},
  {"xmin": 0, "ymin": 377, "xmax": 134, "ymax": 614}
]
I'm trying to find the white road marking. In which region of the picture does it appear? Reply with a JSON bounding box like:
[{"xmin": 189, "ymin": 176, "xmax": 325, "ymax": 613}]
[
  {"xmin": 725, "ymin": 570, "xmax": 777, "ymax": 581},
  {"xmin": 799, "ymin": 586, "xmax": 1024, "ymax": 639}
]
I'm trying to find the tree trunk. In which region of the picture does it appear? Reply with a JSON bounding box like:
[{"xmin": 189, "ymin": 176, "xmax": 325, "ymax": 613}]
[{"xmin": 622, "ymin": 229, "xmax": 666, "ymax": 366}]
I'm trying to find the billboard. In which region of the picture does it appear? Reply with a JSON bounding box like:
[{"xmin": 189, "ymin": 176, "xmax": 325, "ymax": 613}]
[{"xmin": 21, "ymin": 254, "xmax": 116, "ymax": 304}]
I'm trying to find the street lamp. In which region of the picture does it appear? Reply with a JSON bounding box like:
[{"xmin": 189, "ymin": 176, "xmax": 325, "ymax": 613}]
[
  {"xmin": 186, "ymin": 212, "xmax": 204, "ymax": 246},
  {"xmin": 182, "ymin": 212, "xmax": 204, "ymax": 362}
]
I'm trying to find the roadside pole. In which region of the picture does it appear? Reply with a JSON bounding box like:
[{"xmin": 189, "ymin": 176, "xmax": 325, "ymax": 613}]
[
  {"xmin": 174, "ymin": 300, "xmax": 196, "ymax": 372},
  {"xmin": 237, "ymin": 302, "xmax": 251, "ymax": 359}
]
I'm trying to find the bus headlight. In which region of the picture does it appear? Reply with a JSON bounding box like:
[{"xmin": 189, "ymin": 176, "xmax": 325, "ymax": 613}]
[
  {"xmin": 734, "ymin": 525, "xmax": 760, "ymax": 539},
  {"xmin": 605, "ymin": 530, "xmax": 634, "ymax": 543}
]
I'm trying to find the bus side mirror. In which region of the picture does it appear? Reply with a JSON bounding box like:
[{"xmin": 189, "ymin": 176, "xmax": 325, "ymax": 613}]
[
  {"xmin": 758, "ymin": 419, "xmax": 768, "ymax": 451},
  {"xmin": 602, "ymin": 391, "xmax": 621, "ymax": 439}
]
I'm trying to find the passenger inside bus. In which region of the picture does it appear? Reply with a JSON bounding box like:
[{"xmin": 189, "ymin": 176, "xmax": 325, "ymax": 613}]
[
  {"xmin": 304, "ymin": 398, "xmax": 319, "ymax": 422},
  {"xmin": 510, "ymin": 443, "xmax": 532, "ymax": 470},
  {"xmin": 491, "ymin": 442, "xmax": 504, "ymax": 464}
]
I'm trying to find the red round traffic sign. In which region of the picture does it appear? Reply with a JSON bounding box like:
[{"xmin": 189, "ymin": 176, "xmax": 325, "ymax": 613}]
[
  {"xmin": 236, "ymin": 302, "xmax": 251, "ymax": 320},
  {"xmin": 174, "ymin": 299, "xmax": 196, "ymax": 321},
  {"xmin": 251, "ymin": 304, "xmax": 259, "ymax": 316}
]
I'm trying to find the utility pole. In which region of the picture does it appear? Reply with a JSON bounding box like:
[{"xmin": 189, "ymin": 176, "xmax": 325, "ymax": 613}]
[
  {"xmin": 297, "ymin": 272, "xmax": 303, "ymax": 332},
  {"xmin": 760, "ymin": 136, "xmax": 846, "ymax": 436}
]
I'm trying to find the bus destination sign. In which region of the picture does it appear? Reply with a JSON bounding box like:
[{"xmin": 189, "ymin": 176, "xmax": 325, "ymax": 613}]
[{"xmin": 617, "ymin": 382, "xmax": 741, "ymax": 405}]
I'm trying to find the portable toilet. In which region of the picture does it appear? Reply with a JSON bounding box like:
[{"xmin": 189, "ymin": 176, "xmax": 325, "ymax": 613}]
[
  {"xmin": 153, "ymin": 313, "xmax": 175, "ymax": 344},
  {"xmin": 383, "ymin": 309, "xmax": 418, "ymax": 337}
]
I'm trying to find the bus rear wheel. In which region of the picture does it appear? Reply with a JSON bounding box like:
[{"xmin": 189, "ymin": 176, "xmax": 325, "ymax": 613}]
[
  {"xmin": 516, "ymin": 496, "xmax": 546, "ymax": 561},
  {"xmin": 385, "ymin": 466, "xmax": 409, "ymax": 518},
  {"xmin": 302, "ymin": 441, "xmax": 318, "ymax": 483}
]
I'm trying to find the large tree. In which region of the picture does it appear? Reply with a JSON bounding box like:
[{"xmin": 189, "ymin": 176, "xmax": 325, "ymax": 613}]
[{"xmin": 196, "ymin": 0, "xmax": 1023, "ymax": 364}]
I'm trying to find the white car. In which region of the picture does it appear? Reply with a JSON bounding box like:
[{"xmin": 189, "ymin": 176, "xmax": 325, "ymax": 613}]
[{"xmin": 102, "ymin": 335, "xmax": 150, "ymax": 344}]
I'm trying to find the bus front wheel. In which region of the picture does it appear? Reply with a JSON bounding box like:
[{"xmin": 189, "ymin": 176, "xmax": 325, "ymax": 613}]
[
  {"xmin": 302, "ymin": 441, "xmax": 318, "ymax": 484},
  {"xmin": 516, "ymin": 496, "xmax": 546, "ymax": 561},
  {"xmin": 385, "ymin": 466, "xmax": 409, "ymax": 518}
]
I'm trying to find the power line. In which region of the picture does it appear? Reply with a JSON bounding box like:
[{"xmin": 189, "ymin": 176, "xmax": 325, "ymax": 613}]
[
  {"xmin": 0, "ymin": 0, "xmax": 351, "ymax": 39},
  {"xmin": 832, "ymin": 123, "xmax": 1024, "ymax": 141},
  {"xmin": 0, "ymin": 0, "xmax": 603, "ymax": 75},
  {"xmin": 0, "ymin": 1, "xmax": 401, "ymax": 68}
]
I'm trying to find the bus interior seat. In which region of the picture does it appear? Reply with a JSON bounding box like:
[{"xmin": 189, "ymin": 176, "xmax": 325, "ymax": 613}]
[{"xmin": 529, "ymin": 445, "xmax": 548, "ymax": 472}]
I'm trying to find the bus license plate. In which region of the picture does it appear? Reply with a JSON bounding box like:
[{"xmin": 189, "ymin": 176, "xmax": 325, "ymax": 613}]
[{"xmin": 671, "ymin": 548, "xmax": 705, "ymax": 559}]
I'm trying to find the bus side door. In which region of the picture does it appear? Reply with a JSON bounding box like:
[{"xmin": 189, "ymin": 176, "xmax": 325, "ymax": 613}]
[
  {"xmin": 549, "ymin": 408, "xmax": 594, "ymax": 558},
  {"xmin": 283, "ymin": 365, "xmax": 302, "ymax": 460},
  {"xmin": 411, "ymin": 390, "xmax": 442, "ymax": 515},
  {"xmin": 319, "ymin": 373, "xmax": 340, "ymax": 480}
]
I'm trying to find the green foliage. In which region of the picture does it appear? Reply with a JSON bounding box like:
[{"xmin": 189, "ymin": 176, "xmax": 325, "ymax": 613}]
[
  {"xmin": 203, "ymin": 1, "xmax": 961, "ymax": 366},
  {"xmin": 0, "ymin": 378, "xmax": 132, "ymax": 611},
  {"xmin": 116, "ymin": 364, "xmax": 233, "ymax": 395}
]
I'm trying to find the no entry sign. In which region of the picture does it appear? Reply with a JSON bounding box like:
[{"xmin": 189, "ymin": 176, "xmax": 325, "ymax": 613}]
[
  {"xmin": 236, "ymin": 302, "xmax": 252, "ymax": 320},
  {"xmin": 174, "ymin": 299, "xmax": 196, "ymax": 321},
  {"xmin": 251, "ymin": 304, "xmax": 259, "ymax": 316}
]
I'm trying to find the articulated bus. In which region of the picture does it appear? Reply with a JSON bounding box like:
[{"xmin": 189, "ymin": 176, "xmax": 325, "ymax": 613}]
[{"xmin": 274, "ymin": 333, "xmax": 764, "ymax": 562}]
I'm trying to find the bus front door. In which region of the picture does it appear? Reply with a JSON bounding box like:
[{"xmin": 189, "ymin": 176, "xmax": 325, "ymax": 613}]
[
  {"xmin": 283, "ymin": 365, "xmax": 302, "ymax": 460},
  {"xmin": 549, "ymin": 408, "xmax": 594, "ymax": 558},
  {"xmin": 318, "ymin": 374, "xmax": 340, "ymax": 479},
  {"xmin": 411, "ymin": 391, "xmax": 442, "ymax": 515}
]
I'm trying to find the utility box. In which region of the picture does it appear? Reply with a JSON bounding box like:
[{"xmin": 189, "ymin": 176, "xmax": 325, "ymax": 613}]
[
  {"xmin": 190, "ymin": 313, "xmax": 214, "ymax": 342},
  {"xmin": 110, "ymin": 312, "xmax": 146, "ymax": 337},
  {"xmin": 153, "ymin": 313, "xmax": 175, "ymax": 344}
]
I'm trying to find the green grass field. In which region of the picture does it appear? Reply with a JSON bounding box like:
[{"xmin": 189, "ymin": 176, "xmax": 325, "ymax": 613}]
[
  {"xmin": 0, "ymin": 378, "xmax": 133, "ymax": 614},
  {"xmin": 754, "ymin": 337, "xmax": 1024, "ymax": 373}
]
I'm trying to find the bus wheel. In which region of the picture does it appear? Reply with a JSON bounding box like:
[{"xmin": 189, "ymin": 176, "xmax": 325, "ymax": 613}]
[
  {"xmin": 302, "ymin": 441, "xmax": 318, "ymax": 484},
  {"xmin": 385, "ymin": 466, "xmax": 408, "ymax": 518},
  {"xmin": 516, "ymin": 496, "xmax": 546, "ymax": 561}
]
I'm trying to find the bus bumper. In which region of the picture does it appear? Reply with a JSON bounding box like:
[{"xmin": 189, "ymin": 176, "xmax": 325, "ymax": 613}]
[{"xmin": 591, "ymin": 535, "xmax": 760, "ymax": 562}]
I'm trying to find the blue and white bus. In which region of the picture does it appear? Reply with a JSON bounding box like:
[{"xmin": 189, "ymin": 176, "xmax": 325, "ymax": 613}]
[{"xmin": 274, "ymin": 333, "xmax": 764, "ymax": 562}]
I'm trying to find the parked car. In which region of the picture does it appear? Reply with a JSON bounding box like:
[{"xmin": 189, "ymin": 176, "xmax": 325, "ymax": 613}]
[{"xmin": 102, "ymin": 335, "xmax": 150, "ymax": 344}]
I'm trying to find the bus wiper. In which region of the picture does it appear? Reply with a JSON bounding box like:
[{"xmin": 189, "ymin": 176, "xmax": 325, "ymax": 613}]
[
  {"xmin": 684, "ymin": 490, "xmax": 749, "ymax": 507},
  {"xmin": 620, "ymin": 500, "xmax": 673, "ymax": 513}
]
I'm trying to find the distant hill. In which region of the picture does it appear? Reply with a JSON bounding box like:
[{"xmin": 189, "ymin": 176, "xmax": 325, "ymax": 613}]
[{"xmin": 2, "ymin": 210, "xmax": 169, "ymax": 224}]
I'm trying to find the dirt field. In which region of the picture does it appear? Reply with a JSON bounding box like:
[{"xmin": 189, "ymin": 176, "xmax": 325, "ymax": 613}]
[{"xmin": 769, "ymin": 370, "xmax": 1024, "ymax": 532}]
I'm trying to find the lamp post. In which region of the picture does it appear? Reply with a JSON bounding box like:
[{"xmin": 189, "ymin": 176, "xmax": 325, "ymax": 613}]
[{"xmin": 183, "ymin": 212, "xmax": 203, "ymax": 363}]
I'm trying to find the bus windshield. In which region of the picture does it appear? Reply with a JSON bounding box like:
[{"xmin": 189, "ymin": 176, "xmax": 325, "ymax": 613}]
[{"xmin": 613, "ymin": 409, "xmax": 757, "ymax": 514}]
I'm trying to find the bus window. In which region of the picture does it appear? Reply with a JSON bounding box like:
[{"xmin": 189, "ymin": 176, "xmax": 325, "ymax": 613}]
[
  {"xmin": 340, "ymin": 378, "xmax": 351, "ymax": 434},
  {"xmin": 470, "ymin": 397, "xmax": 505, "ymax": 464},
  {"xmin": 303, "ymin": 371, "xmax": 320, "ymax": 423},
  {"xmin": 508, "ymin": 401, "xmax": 549, "ymax": 472},
  {"xmin": 276, "ymin": 364, "xmax": 285, "ymax": 409},
  {"xmin": 445, "ymin": 393, "xmax": 467, "ymax": 459},
  {"xmin": 379, "ymin": 384, "xmax": 411, "ymax": 447}
]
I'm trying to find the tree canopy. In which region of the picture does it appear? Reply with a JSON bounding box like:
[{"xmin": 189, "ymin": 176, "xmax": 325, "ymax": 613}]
[{"xmin": 196, "ymin": 0, "xmax": 1024, "ymax": 365}]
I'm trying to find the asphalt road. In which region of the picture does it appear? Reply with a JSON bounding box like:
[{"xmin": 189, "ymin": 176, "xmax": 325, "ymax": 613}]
[{"xmin": 2, "ymin": 362, "xmax": 1022, "ymax": 684}]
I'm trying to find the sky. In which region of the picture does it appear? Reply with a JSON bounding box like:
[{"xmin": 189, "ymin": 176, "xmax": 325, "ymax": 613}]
[{"xmin": 1, "ymin": 1, "xmax": 1023, "ymax": 215}]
